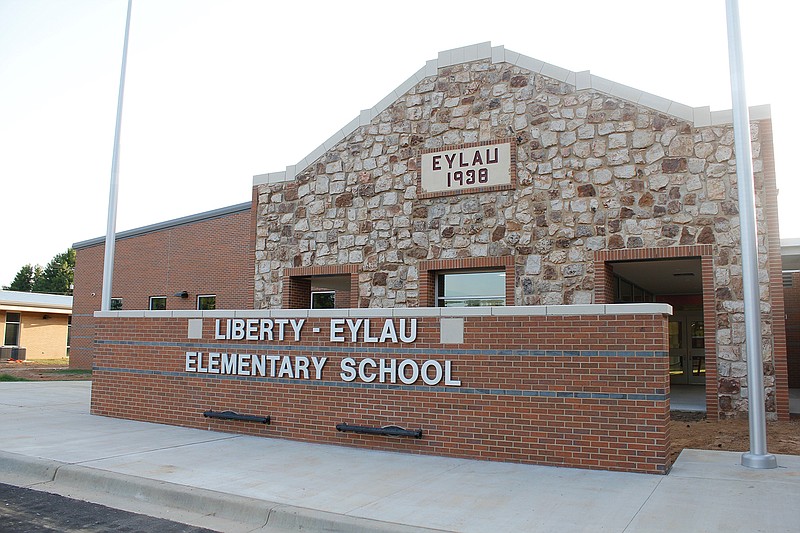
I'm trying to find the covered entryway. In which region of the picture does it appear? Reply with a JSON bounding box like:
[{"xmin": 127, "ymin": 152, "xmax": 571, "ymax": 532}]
[{"xmin": 605, "ymin": 257, "xmax": 708, "ymax": 412}]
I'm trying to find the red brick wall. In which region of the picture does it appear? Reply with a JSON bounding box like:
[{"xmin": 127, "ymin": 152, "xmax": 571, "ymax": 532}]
[
  {"xmin": 786, "ymin": 272, "xmax": 800, "ymax": 388},
  {"xmin": 91, "ymin": 308, "xmax": 671, "ymax": 474},
  {"xmin": 71, "ymin": 207, "xmax": 254, "ymax": 369},
  {"xmin": 282, "ymin": 266, "xmax": 359, "ymax": 309},
  {"xmin": 760, "ymin": 120, "xmax": 790, "ymax": 418}
]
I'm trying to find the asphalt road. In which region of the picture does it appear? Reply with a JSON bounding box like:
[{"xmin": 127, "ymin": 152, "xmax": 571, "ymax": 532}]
[{"xmin": 0, "ymin": 483, "xmax": 219, "ymax": 533}]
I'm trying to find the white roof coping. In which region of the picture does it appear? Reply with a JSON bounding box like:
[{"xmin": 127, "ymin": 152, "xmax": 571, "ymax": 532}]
[
  {"xmin": 0, "ymin": 290, "xmax": 72, "ymax": 311},
  {"xmin": 94, "ymin": 304, "xmax": 672, "ymax": 319},
  {"xmin": 253, "ymin": 42, "xmax": 772, "ymax": 187},
  {"xmin": 74, "ymin": 202, "xmax": 251, "ymax": 247},
  {"xmin": 782, "ymin": 238, "xmax": 800, "ymax": 257}
]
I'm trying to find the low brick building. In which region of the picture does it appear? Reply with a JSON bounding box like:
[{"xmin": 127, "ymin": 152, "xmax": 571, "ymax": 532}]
[
  {"xmin": 71, "ymin": 203, "xmax": 253, "ymax": 369},
  {"xmin": 783, "ymin": 239, "xmax": 800, "ymax": 388},
  {"xmin": 1, "ymin": 290, "xmax": 72, "ymax": 361}
]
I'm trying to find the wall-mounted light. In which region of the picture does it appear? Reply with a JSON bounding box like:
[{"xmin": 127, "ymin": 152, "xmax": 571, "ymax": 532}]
[
  {"xmin": 174, "ymin": 291, "xmax": 189, "ymax": 298},
  {"xmin": 42, "ymin": 314, "xmax": 51, "ymax": 320}
]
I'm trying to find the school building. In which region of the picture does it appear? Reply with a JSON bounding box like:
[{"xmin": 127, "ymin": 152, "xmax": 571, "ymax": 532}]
[
  {"xmin": 73, "ymin": 43, "xmax": 794, "ymax": 473},
  {"xmin": 1, "ymin": 290, "xmax": 72, "ymax": 361}
]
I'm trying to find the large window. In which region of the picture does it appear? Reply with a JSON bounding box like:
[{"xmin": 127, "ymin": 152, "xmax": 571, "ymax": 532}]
[
  {"xmin": 149, "ymin": 296, "xmax": 167, "ymax": 310},
  {"xmin": 197, "ymin": 294, "xmax": 216, "ymax": 310},
  {"xmin": 436, "ymin": 270, "xmax": 506, "ymax": 307},
  {"xmin": 3, "ymin": 312, "xmax": 21, "ymax": 346}
]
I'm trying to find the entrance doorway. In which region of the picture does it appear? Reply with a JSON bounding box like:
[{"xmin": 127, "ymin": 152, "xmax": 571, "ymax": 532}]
[
  {"xmin": 606, "ymin": 257, "xmax": 707, "ymax": 411},
  {"xmin": 669, "ymin": 312, "xmax": 705, "ymax": 385}
]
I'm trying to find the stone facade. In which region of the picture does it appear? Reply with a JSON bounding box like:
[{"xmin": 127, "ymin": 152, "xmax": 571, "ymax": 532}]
[{"xmin": 253, "ymin": 47, "xmax": 786, "ymax": 420}]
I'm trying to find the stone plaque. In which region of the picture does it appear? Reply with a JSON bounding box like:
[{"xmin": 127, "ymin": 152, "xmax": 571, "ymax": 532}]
[{"xmin": 420, "ymin": 140, "xmax": 513, "ymax": 196}]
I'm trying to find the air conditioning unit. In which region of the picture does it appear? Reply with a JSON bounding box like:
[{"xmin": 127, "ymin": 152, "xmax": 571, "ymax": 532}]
[{"xmin": 0, "ymin": 347, "xmax": 26, "ymax": 361}]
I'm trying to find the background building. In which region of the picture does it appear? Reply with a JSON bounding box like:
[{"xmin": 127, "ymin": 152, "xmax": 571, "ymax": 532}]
[
  {"xmin": 783, "ymin": 238, "xmax": 800, "ymax": 390},
  {"xmin": 0, "ymin": 290, "xmax": 72, "ymax": 360}
]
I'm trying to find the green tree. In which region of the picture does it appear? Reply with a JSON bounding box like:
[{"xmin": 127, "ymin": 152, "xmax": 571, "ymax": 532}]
[
  {"xmin": 3, "ymin": 264, "xmax": 40, "ymax": 291},
  {"xmin": 32, "ymin": 249, "xmax": 75, "ymax": 295}
]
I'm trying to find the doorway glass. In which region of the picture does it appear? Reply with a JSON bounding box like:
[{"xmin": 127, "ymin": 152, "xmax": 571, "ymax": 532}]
[{"xmin": 669, "ymin": 314, "xmax": 705, "ymax": 385}]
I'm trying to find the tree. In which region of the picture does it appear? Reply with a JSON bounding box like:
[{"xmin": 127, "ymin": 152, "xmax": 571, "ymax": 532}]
[
  {"xmin": 3, "ymin": 249, "xmax": 76, "ymax": 295},
  {"xmin": 32, "ymin": 249, "xmax": 76, "ymax": 295},
  {"xmin": 4, "ymin": 264, "xmax": 41, "ymax": 291}
]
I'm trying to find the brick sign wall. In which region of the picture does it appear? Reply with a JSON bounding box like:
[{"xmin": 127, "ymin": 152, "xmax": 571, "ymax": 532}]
[{"xmin": 91, "ymin": 304, "xmax": 671, "ymax": 474}]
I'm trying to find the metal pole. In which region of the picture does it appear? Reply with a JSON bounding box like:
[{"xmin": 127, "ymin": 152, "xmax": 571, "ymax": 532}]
[
  {"xmin": 101, "ymin": 0, "xmax": 132, "ymax": 311},
  {"xmin": 725, "ymin": 0, "xmax": 777, "ymax": 469}
]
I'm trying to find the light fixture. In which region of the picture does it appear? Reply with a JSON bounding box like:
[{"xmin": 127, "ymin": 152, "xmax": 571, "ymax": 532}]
[
  {"xmin": 42, "ymin": 314, "xmax": 51, "ymax": 320},
  {"xmin": 174, "ymin": 291, "xmax": 189, "ymax": 298}
]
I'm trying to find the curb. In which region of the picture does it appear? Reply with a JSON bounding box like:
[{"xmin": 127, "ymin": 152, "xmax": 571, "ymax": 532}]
[
  {"xmin": 0, "ymin": 451, "xmax": 61, "ymax": 487},
  {"xmin": 0, "ymin": 451, "xmax": 443, "ymax": 532}
]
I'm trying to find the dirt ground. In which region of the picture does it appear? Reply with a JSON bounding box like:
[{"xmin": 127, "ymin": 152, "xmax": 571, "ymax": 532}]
[
  {"xmin": 0, "ymin": 360, "xmax": 91, "ymax": 381},
  {"xmin": 3, "ymin": 360, "xmax": 798, "ymax": 462},
  {"xmin": 669, "ymin": 411, "xmax": 800, "ymax": 463}
]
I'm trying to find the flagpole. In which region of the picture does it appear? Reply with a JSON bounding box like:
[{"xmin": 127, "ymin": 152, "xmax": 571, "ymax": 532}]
[
  {"xmin": 725, "ymin": 0, "xmax": 777, "ymax": 469},
  {"xmin": 101, "ymin": 0, "xmax": 132, "ymax": 311}
]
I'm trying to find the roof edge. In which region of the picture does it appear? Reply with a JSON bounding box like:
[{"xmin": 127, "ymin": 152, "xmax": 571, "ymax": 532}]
[
  {"xmin": 253, "ymin": 42, "xmax": 772, "ymax": 187},
  {"xmin": 0, "ymin": 290, "xmax": 73, "ymax": 309},
  {"xmin": 73, "ymin": 201, "xmax": 251, "ymax": 250}
]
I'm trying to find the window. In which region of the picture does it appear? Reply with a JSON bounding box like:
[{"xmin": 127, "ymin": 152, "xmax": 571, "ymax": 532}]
[
  {"xmin": 436, "ymin": 270, "xmax": 506, "ymax": 307},
  {"xmin": 149, "ymin": 296, "xmax": 167, "ymax": 310},
  {"xmin": 284, "ymin": 271, "xmax": 354, "ymax": 309},
  {"xmin": 111, "ymin": 298, "xmax": 123, "ymax": 310},
  {"xmin": 4, "ymin": 312, "xmax": 21, "ymax": 346},
  {"xmin": 197, "ymin": 294, "xmax": 216, "ymax": 310},
  {"xmin": 311, "ymin": 291, "xmax": 335, "ymax": 309},
  {"xmin": 613, "ymin": 275, "xmax": 653, "ymax": 303}
]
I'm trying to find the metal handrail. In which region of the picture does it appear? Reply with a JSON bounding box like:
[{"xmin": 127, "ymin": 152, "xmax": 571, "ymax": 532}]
[
  {"xmin": 336, "ymin": 423, "xmax": 422, "ymax": 438},
  {"xmin": 203, "ymin": 410, "xmax": 270, "ymax": 424}
]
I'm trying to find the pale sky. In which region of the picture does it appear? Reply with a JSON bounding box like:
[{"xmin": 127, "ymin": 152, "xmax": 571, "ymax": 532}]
[{"xmin": 0, "ymin": 0, "xmax": 797, "ymax": 285}]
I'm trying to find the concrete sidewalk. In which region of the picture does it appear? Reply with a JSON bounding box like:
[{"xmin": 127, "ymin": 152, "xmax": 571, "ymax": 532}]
[{"xmin": 1, "ymin": 382, "xmax": 798, "ymax": 532}]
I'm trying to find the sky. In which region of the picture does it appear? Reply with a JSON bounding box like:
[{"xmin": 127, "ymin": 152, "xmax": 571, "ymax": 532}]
[{"xmin": 0, "ymin": 0, "xmax": 798, "ymax": 286}]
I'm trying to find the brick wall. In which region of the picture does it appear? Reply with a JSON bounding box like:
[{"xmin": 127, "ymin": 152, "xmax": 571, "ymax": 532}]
[
  {"xmin": 18, "ymin": 312, "xmax": 70, "ymax": 359},
  {"xmin": 786, "ymin": 272, "xmax": 800, "ymax": 388},
  {"xmin": 71, "ymin": 206, "xmax": 254, "ymax": 369},
  {"xmin": 1, "ymin": 310, "xmax": 70, "ymax": 360},
  {"xmin": 91, "ymin": 305, "xmax": 671, "ymax": 474}
]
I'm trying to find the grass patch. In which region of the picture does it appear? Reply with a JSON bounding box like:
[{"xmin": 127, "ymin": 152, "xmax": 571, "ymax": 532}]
[
  {"xmin": 0, "ymin": 374, "xmax": 30, "ymax": 382},
  {"xmin": 48, "ymin": 369, "xmax": 92, "ymax": 376},
  {"xmin": 21, "ymin": 358, "xmax": 69, "ymax": 366}
]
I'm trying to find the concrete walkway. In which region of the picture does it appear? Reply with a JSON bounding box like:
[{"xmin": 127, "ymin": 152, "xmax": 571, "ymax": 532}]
[{"xmin": 1, "ymin": 382, "xmax": 798, "ymax": 532}]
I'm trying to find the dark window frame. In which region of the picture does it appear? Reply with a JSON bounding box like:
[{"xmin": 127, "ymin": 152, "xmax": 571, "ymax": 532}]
[
  {"xmin": 4, "ymin": 312, "xmax": 21, "ymax": 346},
  {"xmin": 149, "ymin": 296, "xmax": 167, "ymax": 311},
  {"xmin": 197, "ymin": 294, "xmax": 216, "ymax": 310},
  {"xmin": 310, "ymin": 290, "xmax": 335, "ymax": 309}
]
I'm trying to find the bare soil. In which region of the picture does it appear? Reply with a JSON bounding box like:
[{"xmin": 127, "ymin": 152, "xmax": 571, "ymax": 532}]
[
  {"xmin": 3, "ymin": 361, "xmax": 798, "ymax": 461},
  {"xmin": 669, "ymin": 411, "xmax": 800, "ymax": 463},
  {"xmin": 0, "ymin": 360, "xmax": 91, "ymax": 381}
]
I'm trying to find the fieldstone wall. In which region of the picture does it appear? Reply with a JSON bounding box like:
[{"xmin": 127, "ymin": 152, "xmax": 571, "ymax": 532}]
[{"xmin": 254, "ymin": 58, "xmax": 782, "ymax": 418}]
